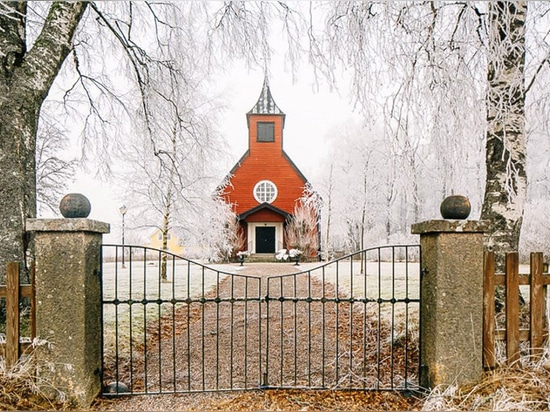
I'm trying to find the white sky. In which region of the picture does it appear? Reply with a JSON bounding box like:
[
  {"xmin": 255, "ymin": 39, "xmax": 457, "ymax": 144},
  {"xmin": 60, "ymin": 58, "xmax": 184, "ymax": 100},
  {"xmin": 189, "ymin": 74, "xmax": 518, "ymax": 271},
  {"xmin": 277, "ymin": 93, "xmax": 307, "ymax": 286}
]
[{"xmin": 64, "ymin": 61, "xmax": 362, "ymax": 242}]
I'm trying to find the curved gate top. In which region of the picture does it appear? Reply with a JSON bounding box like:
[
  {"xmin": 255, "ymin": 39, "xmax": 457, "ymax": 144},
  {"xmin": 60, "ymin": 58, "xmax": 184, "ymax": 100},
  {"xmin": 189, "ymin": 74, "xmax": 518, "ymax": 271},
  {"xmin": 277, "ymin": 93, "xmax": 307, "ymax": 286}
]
[{"xmin": 101, "ymin": 245, "xmax": 420, "ymax": 395}]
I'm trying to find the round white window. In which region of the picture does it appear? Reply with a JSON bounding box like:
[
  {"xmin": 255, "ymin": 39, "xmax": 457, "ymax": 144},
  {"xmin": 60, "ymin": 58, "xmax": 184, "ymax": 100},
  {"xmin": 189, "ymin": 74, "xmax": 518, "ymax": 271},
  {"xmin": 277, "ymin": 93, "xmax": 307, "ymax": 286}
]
[{"xmin": 253, "ymin": 180, "xmax": 278, "ymax": 204}]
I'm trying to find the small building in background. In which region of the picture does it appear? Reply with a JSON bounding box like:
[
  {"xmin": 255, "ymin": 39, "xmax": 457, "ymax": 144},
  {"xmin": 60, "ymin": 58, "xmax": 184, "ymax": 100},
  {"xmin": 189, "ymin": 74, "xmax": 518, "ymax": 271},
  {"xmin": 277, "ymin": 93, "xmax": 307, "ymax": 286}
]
[
  {"xmin": 221, "ymin": 78, "xmax": 317, "ymax": 255},
  {"xmin": 147, "ymin": 228, "xmax": 184, "ymax": 255}
]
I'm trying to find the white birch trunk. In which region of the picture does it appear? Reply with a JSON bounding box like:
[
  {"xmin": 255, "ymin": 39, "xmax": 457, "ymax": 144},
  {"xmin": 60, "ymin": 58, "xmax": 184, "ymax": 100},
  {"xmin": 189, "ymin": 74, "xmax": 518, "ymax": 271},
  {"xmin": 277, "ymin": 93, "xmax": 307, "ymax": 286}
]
[{"xmin": 481, "ymin": 2, "xmax": 527, "ymax": 266}]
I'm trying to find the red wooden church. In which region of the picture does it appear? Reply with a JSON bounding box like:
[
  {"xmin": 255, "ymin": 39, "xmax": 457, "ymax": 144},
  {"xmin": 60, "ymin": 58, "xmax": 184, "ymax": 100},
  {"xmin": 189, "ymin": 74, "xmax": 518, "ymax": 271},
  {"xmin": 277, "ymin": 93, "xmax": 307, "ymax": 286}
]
[{"xmin": 221, "ymin": 79, "xmax": 314, "ymax": 255}]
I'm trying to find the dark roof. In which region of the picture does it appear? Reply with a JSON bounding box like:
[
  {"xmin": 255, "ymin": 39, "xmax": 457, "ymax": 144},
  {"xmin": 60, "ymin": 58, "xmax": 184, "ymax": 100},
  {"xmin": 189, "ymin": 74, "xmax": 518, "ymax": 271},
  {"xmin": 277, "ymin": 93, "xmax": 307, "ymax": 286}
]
[
  {"xmin": 238, "ymin": 202, "xmax": 292, "ymax": 220},
  {"xmin": 247, "ymin": 77, "xmax": 285, "ymax": 116},
  {"xmin": 282, "ymin": 150, "xmax": 308, "ymax": 184},
  {"xmin": 228, "ymin": 150, "xmax": 250, "ymax": 175}
]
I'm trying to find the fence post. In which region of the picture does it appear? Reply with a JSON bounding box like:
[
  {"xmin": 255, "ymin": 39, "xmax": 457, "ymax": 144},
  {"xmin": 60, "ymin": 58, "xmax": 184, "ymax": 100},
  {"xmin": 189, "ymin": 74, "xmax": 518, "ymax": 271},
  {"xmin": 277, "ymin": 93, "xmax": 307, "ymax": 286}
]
[
  {"xmin": 483, "ymin": 251, "xmax": 496, "ymax": 369},
  {"xmin": 26, "ymin": 217, "xmax": 109, "ymax": 408},
  {"xmin": 530, "ymin": 252, "xmax": 545, "ymax": 359},
  {"xmin": 5, "ymin": 261, "xmax": 21, "ymax": 369},
  {"xmin": 411, "ymin": 218, "xmax": 488, "ymax": 389}
]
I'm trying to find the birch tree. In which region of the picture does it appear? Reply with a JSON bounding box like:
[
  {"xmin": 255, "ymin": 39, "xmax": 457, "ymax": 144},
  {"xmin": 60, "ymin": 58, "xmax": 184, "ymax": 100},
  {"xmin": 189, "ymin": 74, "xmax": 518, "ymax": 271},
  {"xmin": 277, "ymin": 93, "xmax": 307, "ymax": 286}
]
[
  {"xmin": 319, "ymin": 161, "xmax": 335, "ymax": 261},
  {"xmin": 119, "ymin": 70, "xmax": 225, "ymax": 271},
  {"xmin": 481, "ymin": 2, "xmax": 527, "ymax": 257},
  {"xmin": 310, "ymin": 1, "xmax": 547, "ymax": 260}
]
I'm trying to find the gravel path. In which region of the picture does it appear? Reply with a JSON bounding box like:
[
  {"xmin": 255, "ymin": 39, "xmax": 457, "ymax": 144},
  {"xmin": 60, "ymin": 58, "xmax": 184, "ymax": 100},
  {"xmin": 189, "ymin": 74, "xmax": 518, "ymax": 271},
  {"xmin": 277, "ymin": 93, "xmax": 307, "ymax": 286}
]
[{"xmin": 94, "ymin": 262, "xmax": 419, "ymax": 411}]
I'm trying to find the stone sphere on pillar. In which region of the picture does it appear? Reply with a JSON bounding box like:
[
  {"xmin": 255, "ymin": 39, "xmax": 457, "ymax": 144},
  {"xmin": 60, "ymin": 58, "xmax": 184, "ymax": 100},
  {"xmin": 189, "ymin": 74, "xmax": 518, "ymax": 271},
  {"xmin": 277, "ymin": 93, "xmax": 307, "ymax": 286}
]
[
  {"xmin": 59, "ymin": 193, "xmax": 91, "ymax": 218},
  {"xmin": 440, "ymin": 195, "xmax": 471, "ymax": 220}
]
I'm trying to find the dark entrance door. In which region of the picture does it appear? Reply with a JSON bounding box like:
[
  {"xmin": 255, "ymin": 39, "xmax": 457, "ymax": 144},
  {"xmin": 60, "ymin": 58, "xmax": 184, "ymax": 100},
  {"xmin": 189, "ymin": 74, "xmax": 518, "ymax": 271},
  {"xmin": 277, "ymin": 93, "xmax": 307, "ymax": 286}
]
[{"xmin": 256, "ymin": 226, "xmax": 276, "ymax": 253}]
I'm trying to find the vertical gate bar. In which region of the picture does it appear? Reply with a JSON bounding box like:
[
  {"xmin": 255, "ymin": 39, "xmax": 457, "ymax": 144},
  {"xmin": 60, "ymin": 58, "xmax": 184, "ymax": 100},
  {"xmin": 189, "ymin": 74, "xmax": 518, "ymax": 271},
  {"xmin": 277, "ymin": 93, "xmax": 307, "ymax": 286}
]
[
  {"xmin": 307, "ymin": 271, "xmax": 312, "ymax": 387},
  {"xmin": 201, "ymin": 266, "xmax": 206, "ymax": 390},
  {"xmin": 530, "ymin": 252, "xmax": 544, "ymax": 359},
  {"xmin": 157, "ymin": 251, "xmax": 163, "ymax": 392},
  {"xmin": 243, "ymin": 276, "xmax": 249, "ymax": 388},
  {"xmin": 171, "ymin": 255, "xmax": 177, "ymax": 392},
  {"xmin": 376, "ymin": 247, "xmax": 382, "ymax": 389},
  {"xmin": 292, "ymin": 275, "xmax": 298, "ymax": 385},
  {"xmin": 505, "ymin": 252, "xmax": 520, "ymax": 365},
  {"xmin": 258, "ymin": 276, "xmax": 263, "ymax": 388},
  {"xmin": 279, "ymin": 276, "xmax": 284, "ymax": 386},
  {"xmin": 335, "ymin": 259, "xmax": 340, "ymax": 385},
  {"xmin": 293, "ymin": 274, "xmax": 297, "ymax": 386},
  {"xmin": 362, "ymin": 250, "xmax": 368, "ymax": 389},
  {"xmin": 410, "ymin": 245, "xmax": 416, "ymax": 387},
  {"xmin": 349, "ymin": 255, "xmax": 354, "ymax": 386},
  {"xmin": 230, "ymin": 274, "xmax": 235, "ymax": 389},
  {"xmin": 114, "ymin": 247, "xmax": 121, "ymax": 392},
  {"xmin": 404, "ymin": 246, "xmax": 410, "ymax": 387},
  {"xmin": 186, "ymin": 261, "xmax": 191, "ymax": 391},
  {"xmin": 257, "ymin": 276, "xmax": 262, "ymax": 389},
  {"xmin": 128, "ymin": 248, "xmax": 134, "ymax": 392},
  {"xmin": 215, "ymin": 271, "xmax": 220, "ymax": 390},
  {"xmin": 391, "ymin": 246, "xmax": 396, "ymax": 389},
  {"xmin": 100, "ymin": 247, "xmax": 105, "ymax": 393},
  {"xmin": 143, "ymin": 251, "xmax": 149, "ymax": 393},
  {"xmin": 321, "ymin": 265, "xmax": 326, "ymax": 388},
  {"xmin": 417, "ymin": 245, "xmax": 423, "ymax": 385},
  {"xmin": 263, "ymin": 277, "xmax": 268, "ymax": 388}
]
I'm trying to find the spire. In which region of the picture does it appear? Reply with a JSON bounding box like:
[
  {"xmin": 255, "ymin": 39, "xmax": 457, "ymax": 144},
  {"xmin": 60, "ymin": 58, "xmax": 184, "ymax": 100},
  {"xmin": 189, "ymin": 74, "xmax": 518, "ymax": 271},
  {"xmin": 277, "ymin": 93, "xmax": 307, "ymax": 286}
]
[{"xmin": 247, "ymin": 77, "xmax": 284, "ymax": 115}]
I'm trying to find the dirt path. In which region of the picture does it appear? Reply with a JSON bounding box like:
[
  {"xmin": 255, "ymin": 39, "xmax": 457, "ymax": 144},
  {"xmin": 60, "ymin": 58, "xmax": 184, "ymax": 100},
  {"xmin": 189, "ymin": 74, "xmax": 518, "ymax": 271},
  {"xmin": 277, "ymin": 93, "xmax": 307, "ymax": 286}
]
[{"xmin": 94, "ymin": 262, "xmax": 421, "ymax": 411}]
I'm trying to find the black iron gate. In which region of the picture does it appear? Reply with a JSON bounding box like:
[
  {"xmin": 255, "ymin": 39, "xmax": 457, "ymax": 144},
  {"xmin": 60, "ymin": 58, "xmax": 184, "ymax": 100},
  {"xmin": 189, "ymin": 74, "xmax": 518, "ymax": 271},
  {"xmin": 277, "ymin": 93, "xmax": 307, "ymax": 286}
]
[{"xmin": 101, "ymin": 245, "xmax": 420, "ymax": 395}]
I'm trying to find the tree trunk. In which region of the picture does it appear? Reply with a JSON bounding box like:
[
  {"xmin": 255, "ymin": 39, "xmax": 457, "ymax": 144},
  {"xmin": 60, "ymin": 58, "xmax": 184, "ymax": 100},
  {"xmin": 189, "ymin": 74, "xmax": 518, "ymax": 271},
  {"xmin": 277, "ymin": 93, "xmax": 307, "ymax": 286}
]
[
  {"xmin": 360, "ymin": 172, "xmax": 367, "ymax": 273},
  {"xmin": 160, "ymin": 182, "xmax": 173, "ymax": 281},
  {"xmin": 481, "ymin": 1, "xmax": 527, "ymax": 268},
  {"xmin": 0, "ymin": 2, "xmax": 88, "ymax": 281},
  {"xmin": 160, "ymin": 121, "xmax": 179, "ymax": 281}
]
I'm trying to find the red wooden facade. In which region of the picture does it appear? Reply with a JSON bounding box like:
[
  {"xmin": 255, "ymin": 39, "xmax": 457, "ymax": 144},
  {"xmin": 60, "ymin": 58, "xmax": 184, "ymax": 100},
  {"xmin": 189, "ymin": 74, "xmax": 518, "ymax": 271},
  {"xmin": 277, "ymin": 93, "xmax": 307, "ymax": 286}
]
[{"xmin": 222, "ymin": 79, "xmax": 311, "ymax": 254}]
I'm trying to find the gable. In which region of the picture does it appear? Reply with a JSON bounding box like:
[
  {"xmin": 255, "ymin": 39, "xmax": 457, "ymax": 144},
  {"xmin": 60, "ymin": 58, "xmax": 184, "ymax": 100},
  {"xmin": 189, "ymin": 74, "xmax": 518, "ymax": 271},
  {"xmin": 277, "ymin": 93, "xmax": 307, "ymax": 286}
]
[{"xmin": 223, "ymin": 149, "xmax": 307, "ymax": 217}]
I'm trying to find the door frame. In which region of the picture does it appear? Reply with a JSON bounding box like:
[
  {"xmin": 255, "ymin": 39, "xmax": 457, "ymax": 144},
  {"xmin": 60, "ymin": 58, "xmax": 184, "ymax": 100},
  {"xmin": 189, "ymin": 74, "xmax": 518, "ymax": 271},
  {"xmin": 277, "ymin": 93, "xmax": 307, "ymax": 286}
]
[{"xmin": 247, "ymin": 222, "xmax": 283, "ymax": 254}]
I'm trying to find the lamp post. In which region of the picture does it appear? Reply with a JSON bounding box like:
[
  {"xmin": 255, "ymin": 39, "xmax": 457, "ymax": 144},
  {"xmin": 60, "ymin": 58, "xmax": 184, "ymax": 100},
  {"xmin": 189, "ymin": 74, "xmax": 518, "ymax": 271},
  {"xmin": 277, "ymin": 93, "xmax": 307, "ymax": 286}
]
[{"xmin": 119, "ymin": 205, "xmax": 127, "ymax": 268}]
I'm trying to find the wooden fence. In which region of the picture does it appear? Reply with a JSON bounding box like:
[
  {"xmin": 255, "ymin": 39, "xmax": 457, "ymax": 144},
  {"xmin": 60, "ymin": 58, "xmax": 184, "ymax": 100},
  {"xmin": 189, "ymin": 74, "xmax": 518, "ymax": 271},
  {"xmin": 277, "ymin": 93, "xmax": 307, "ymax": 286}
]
[
  {"xmin": 483, "ymin": 251, "xmax": 549, "ymax": 369},
  {"xmin": 0, "ymin": 262, "xmax": 35, "ymax": 368}
]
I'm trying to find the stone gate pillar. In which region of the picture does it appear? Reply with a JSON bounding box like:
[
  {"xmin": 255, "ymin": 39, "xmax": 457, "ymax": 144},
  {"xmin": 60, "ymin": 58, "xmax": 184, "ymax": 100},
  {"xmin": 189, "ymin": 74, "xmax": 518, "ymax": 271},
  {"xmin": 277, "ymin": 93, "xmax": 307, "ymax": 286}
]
[
  {"xmin": 411, "ymin": 217, "xmax": 487, "ymax": 389},
  {"xmin": 26, "ymin": 217, "xmax": 109, "ymax": 407}
]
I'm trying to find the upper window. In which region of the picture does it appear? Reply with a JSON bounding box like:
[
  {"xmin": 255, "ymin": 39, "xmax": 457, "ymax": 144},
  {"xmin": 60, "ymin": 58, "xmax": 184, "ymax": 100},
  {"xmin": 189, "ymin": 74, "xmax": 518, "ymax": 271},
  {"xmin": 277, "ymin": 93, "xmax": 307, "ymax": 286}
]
[
  {"xmin": 253, "ymin": 180, "xmax": 278, "ymax": 204},
  {"xmin": 257, "ymin": 122, "xmax": 275, "ymax": 142}
]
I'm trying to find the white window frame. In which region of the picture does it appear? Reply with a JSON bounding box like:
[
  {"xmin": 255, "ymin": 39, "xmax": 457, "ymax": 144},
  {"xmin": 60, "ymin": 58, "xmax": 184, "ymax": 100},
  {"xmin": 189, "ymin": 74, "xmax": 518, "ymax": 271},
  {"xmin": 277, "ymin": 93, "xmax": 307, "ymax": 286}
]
[{"xmin": 253, "ymin": 180, "xmax": 278, "ymax": 204}]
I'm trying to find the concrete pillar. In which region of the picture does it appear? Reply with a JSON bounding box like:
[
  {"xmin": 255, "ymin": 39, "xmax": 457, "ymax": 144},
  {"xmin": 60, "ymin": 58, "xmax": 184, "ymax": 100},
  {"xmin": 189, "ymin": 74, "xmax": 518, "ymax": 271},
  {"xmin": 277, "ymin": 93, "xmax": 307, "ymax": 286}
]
[
  {"xmin": 26, "ymin": 218, "xmax": 109, "ymax": 407},
  {"xmin": 411, "ymin": 219, "xmax": 487, "ymax": 389}
]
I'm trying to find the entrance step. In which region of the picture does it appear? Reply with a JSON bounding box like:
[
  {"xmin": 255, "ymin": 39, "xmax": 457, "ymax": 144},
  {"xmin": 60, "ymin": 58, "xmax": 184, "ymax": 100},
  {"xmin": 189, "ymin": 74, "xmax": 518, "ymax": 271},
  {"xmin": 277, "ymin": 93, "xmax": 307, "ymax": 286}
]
[{"xmin": 246, "ymin": 253, "xmax": 276, "ymax": 262}]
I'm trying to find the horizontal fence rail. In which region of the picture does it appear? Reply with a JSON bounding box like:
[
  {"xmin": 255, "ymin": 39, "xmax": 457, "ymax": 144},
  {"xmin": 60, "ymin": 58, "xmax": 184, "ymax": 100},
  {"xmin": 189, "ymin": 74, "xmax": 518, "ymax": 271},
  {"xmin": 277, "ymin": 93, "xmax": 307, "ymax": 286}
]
[
  {"xmin": 483, "ymin": 251, "xmax": 550, "ymax": 369},
  {"xmin": 101, "ymin": 244, "xmax": 420, "ymax": 395}
]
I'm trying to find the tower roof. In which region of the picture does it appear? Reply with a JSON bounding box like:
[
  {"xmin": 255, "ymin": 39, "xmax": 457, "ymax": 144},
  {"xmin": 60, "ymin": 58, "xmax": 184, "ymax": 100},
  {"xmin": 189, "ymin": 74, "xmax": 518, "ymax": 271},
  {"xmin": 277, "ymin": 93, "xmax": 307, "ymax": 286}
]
[{"xmin": 247, "ymin": 77, "xmax": 284, "ymax": 115}]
